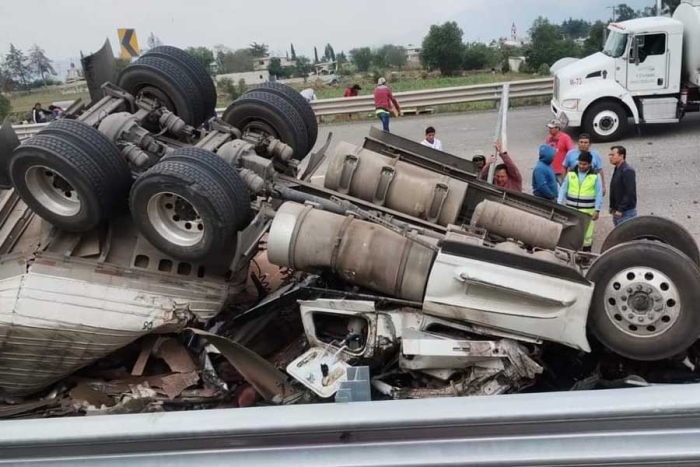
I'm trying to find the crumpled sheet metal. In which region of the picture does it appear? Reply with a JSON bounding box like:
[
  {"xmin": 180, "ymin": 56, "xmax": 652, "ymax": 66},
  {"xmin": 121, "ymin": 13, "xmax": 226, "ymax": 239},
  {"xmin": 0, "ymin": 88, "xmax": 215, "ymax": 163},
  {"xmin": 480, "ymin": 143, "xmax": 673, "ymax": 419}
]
[{"xmin": 0, "ymin": 252, "xmax": 229, "ymax": 397}]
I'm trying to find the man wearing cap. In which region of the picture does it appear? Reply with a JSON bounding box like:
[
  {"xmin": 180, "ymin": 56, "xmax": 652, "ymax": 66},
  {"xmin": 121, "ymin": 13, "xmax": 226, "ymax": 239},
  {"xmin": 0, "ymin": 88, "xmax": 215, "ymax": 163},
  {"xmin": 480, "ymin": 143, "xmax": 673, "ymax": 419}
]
[
  {"xmin": 563, "ymin": 133, "xmax": 607, "ymax": 195},
  {"xmin": 472, "ymin": 151, "xmax": 486, "ymax": 179},
  {"xmin": 545, "ymin": 119, "xmax": 574, "ymax": 184},
  {"xmin": 374, "ymin": 77, "xmax": 401, "ymax": 132},
  {"xmin": 557, "ymin": 151, "xmax": 603, "ymax": 252}
]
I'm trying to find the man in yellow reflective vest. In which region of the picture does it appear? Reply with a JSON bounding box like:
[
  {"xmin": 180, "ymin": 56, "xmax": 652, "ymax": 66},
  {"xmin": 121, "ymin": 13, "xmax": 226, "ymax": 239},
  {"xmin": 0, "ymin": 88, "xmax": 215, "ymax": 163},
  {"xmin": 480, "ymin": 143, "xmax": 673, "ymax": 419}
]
[{"xmin": 557, "ymin": 151, "xmax": 603, "ymax": 252}]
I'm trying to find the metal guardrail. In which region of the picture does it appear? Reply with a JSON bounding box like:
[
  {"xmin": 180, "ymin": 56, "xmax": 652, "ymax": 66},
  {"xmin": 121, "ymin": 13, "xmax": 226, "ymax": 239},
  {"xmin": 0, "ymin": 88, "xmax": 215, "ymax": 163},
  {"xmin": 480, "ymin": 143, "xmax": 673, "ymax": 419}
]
[
  {"xmin": 1, "ymin": 384, "xmax": 699, "ymax": 465},
  {"xmin": 10, "ymin": 78, "xmax": 554, "ymax": 140}
]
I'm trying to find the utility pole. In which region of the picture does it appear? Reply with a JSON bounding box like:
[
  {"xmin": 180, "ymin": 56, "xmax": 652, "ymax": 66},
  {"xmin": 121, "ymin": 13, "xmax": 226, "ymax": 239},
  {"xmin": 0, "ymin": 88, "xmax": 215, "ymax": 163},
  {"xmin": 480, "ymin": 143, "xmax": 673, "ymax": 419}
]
[
  {"xmin": 607, "ymin": 5, "xmax": 617, "ymax": 22},
  {"xmin": 656, "ymin": 0, "xmax": 662, "ymax": 16}
]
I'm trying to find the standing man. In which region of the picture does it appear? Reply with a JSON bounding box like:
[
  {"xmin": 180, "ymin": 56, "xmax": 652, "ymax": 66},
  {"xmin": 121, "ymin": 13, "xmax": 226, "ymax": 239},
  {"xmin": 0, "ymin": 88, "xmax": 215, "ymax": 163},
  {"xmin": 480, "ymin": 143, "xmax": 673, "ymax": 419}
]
[
  {"xmin": 608, "ymin": 145, "xmax": 637, "ymax": 226},
  {"xmin": 558, "ymin": 151, "xmax": 603, "ymax": 252},
  {"xmin": 421, "ymin": 126, "xmax": 443, "ymax": 150},
  {"xmin": 374, "ymin": 77, "xmax": 401, "ymax": 132},
  {"xmin": 532, "ymin": 144, "xmax": 558, "ymax": 201},
  {"xmin": 480, "ymin": 141, "xmax": 522, "ymax": 191},
  {"xmin": 545, "ymin": 119, "xmax": 574, "ymax": 184},
  {"xmin": 343, "ymin": 84, "xmax": 361, "ymax": 97},
  {"xmin": 300, "ymin": 88, "xmax": 316, "ymax": 103},
  {"xmin": 563, "ymin": 133, "xmax": 607, "ymax": 195}
]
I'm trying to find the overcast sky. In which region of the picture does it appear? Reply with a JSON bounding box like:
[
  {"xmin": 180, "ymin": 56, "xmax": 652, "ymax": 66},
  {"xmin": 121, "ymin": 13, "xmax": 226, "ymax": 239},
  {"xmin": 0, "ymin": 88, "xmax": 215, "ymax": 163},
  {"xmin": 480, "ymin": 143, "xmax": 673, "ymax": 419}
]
[{"xmin": 0, "ymin": 0, "xmax": 655, "ymax": 69}]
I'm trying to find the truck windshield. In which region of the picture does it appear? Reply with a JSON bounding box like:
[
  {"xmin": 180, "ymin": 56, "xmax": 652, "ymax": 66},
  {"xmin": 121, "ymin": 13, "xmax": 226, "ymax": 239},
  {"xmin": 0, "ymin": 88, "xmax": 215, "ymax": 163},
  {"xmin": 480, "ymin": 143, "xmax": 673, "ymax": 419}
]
[{"xmin": 602, "ymin": 31, "xmax": 628, "ymax": 58}]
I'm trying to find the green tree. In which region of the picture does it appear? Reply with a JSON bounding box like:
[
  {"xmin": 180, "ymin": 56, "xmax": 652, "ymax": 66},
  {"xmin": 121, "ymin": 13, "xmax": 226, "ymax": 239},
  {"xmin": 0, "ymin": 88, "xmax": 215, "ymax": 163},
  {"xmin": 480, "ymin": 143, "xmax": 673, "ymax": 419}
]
[
  {"xmin": 186, "ymin": 47, "xmax": 214, "ymax": 73},
  {"xmin": 0, "ymin": 61, "xmax": 15, "ymax": 93},
  {"xmin": 373, "ymin": 44, "xmax": 407, "ymax": 69},
  {"xmin": 219, "ymin": 49, "xmax": 254, "ymax": 73},
  {"xmin": 420, "ymin": 21, "xmax": 466, "ymax": 76},
  {"xmin": 526, "ymin": 17, "xmax": 582, "ymax": 71},
  {"xmin": 662, "ymin": 0, "xmax": 681, "ymax": 14},
  {"xmin": 462, "ymin": 42, "xmax": 497, "ymax": 71},
  {"xmin": 268, "ymin": 57, "xmax": 288, "ymax": 78},
  {"xmin": 28, "ymin": 44, "xmax": 55, "ymax": 83},
  {"xmin": 614, "ymin": 3, "xmax": 638, "ymax": 21},
  {"xmin": 314, "ymin": 46, "xmax": 319, "ymax": 64},
  {"xmin": 248, "ymin": 42, "xmax": 269, "ymax": 58},
  {"xmin": 290, "ymin": 43, "xmax": 297, "ymax": 60},
  {"xmin": 583, "ymin": 21, "xmax": 607, "ymax": 55},
  {"xmin": 350, "ymin": 47, "xmax": 373, "ymax": 72},
  {"xmin": 324, "ymin": 43, "xmax": 336, "ymax": 62},
  {"xmin": 5, "ymin": 44, "xmax": 31, "ymax": 88},
  {"xmin": 294, "ymin": 56, "xmax": 312, "ymax": 78},
  {"xmin": 560, "ymin": 18, "xmax": 591, "ymax": 39},
  {"xmin": 0, "ymin": 93, "xmax": 10, "ymax": 120},
  {"xmin": 336, "ymin": 51, "xmax": 347, "ymax": 65}
]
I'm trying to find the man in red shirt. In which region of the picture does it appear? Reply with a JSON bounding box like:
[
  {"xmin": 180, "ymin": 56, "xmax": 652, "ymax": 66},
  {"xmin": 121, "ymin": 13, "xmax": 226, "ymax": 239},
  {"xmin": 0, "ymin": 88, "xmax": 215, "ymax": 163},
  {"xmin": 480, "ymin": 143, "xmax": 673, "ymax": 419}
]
[
  {"xmin": 343, "ymin": 84, "xmax": 361, "ymax": 97},
  {"xmin": 545, "ymin": 119, "xmax": 574, "ymax": 184},
  {"xmin": 374, "ymin": 77, "xmax": 401, "ymax": 132},
  {"xmin": 479, "ymin": 141, "xmax": 523, "ymax": 191}
]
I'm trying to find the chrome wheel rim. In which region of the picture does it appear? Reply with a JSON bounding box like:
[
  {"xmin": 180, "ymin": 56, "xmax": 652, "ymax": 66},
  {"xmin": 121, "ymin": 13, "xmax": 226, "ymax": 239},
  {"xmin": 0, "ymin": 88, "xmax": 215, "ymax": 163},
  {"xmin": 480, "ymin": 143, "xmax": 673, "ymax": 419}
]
[
  {"xmin": 24, "ymin": 166, "xmax": 81, "ymax": 217},
  {"xmin": 593, "ymin": 110, "xmax": 619, "ymax": 136},
  {"xmin": 146, "ymin": 192, "xmax": 204, "ymax": 247}
]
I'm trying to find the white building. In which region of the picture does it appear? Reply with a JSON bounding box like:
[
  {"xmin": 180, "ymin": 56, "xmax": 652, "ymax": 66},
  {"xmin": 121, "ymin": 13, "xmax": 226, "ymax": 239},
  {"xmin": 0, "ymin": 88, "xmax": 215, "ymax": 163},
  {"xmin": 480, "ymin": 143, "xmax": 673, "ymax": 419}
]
[
  {"xmin": 405, "ymin": 44, "xmax": 421, "ymax": 64},
  {"xmin": 216, "ymin": 70, "xmax": 270, "ymax": 86},
  {"xmin": 254, "ymin": 56, "xmax": 296, "ymax": 71}
]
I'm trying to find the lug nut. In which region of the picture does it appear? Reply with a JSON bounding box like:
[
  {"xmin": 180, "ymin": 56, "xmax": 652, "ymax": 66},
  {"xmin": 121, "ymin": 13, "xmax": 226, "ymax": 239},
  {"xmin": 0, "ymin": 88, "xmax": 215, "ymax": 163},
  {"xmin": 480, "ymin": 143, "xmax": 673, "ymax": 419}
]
[
  {"xmin": 655, "ymin": 305, "xmax": 663, "ymax": 312},
  {"xmin": 638, "ymin": 317, "xmax": 644, "ymax": 323},
  {"xmin": 648, "ymin": 314, "xmax": 656, "ymax": 320},
  {"xmin": 627, "ymin": 288, "xmax": 633, "ymax": 293},
  {"xmin": 628, "ymin": 314, "xmax": 634, "ymax": 319},
  {"xmin": 621, "ymin": 296, "xmax": 627, "ymax": 301},
  {"xmin": 622, "ymin": 306, "xmax": 628, "ymax": 311},
  {"xmin": 636, "ymin": 285, "xmax": 643, "ymax": 291}
]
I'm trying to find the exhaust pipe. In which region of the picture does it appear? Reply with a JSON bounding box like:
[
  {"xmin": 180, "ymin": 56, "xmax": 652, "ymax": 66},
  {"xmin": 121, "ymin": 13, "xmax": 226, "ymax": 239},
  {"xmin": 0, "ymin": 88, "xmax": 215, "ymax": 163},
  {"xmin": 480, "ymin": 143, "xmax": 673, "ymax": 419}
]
[{"xmin": 267, "ymin": 202, "xmax": 436, "ymax": 302}]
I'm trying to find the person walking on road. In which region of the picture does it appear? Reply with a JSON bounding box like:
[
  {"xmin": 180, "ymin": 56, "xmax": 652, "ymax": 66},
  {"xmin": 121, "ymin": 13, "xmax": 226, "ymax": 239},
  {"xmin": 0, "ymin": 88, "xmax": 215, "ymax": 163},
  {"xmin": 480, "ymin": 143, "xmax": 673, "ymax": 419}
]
[
  {"xmin": 608, "ymin": 145, "xmax": 637, "ymax": 226},
  {"xmin": 420, "ymin": 126, "xmax": 443, "ymax": 150},
  {"xmin": 480, "ymin": 141, "xmax": 523, "ymax": 191},
  {"xmin": 558, "ymin": 151, "xmax": 603, "ymax": 252},
  {"xmin": 563, "ymin": 133, "xmax": 607, "ymax": 195},
  {"xmin": 545, "ymin": 119, "xmax": 574, "ymax": 184},
  {"xmin": 532, "ymin": 144, "xmax": 558, "ymax": 201},
  {"xmin": 374, "ymin": 77, "xmax": 401, "ymax": 132}
]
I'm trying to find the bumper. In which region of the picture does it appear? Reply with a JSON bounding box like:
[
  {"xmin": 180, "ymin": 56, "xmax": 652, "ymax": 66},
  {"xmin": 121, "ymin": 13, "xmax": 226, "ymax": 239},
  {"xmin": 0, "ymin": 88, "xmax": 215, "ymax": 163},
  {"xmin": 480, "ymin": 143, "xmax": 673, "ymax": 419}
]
[{"xmin": 550, "ymin": 99, "xmax": 583, "ymax": 128}]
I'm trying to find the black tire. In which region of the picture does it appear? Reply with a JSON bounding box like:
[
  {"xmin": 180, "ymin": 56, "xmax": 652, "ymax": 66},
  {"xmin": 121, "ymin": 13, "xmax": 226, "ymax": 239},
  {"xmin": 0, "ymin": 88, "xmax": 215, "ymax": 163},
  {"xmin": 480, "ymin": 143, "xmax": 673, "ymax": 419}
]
[
  {"xmin": 37, "ymin": 119, "xmax": 132, "ymax": 192},
  {"xmin": 222, "ymin": 91, "xmax": 309, "ymax": 159},
  {"xmin": 583, "ymin": 101, "xmax": 628, "ymax": 143},
  {"xmin": 145, "ymin": 46, "xmax": 217, "ymax": 119},
  {"xmin": 118, "ymin": 55, "xmax": 205, "ymax": 127},
  {"xmin": 245, "ymin": 82, "xmax": 318, "ymax": 149},
  {"xmin": 10, "ymin": 133, "xmax": 129, "ymax": 232},
  {"xmin": 587, "ymin": 241, "xmax": 700, "ymax": 361},
  {"xmin": 130, "ymin": 149, "xmax": 251, "ymax": 263},
  {"xmin": 601, "ymin": 216, "xmax": 700, "ymax": 265}
]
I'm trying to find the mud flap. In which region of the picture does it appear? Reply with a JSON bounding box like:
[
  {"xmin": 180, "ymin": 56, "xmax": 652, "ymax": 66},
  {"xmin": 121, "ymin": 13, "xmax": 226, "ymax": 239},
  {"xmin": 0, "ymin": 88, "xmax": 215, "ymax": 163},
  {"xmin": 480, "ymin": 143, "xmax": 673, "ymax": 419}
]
[
  {"xmin": 0, "ymin": 117, "xmax": 20, "ymax": 189},
  {"xmin": 81, "ymin": 39, "xmax": 117, "ymax": 106}
]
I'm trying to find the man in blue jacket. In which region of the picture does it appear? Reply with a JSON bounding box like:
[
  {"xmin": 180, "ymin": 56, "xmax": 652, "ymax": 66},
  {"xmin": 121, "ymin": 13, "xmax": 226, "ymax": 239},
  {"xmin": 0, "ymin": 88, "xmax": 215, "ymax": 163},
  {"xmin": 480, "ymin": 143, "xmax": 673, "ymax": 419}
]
[{"xmin": 532, "ymin": 144, "xmax": 558, "ymax": 201}]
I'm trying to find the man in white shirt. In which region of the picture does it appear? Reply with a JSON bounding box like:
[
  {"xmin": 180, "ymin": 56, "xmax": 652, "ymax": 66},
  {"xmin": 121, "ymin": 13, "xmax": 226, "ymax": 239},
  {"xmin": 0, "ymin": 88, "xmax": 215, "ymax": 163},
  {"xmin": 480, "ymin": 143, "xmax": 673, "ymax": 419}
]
[{"xmin": 420, "ymin": 126, "xmax": 443, "ymax": 151}]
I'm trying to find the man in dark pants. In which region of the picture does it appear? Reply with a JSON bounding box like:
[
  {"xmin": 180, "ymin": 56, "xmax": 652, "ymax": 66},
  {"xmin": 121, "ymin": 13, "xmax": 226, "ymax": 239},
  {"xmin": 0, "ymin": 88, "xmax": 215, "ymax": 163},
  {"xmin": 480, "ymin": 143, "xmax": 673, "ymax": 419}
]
[{"xmin": 608, "ymin": 145, "xmax": 637, "ymax": 226}]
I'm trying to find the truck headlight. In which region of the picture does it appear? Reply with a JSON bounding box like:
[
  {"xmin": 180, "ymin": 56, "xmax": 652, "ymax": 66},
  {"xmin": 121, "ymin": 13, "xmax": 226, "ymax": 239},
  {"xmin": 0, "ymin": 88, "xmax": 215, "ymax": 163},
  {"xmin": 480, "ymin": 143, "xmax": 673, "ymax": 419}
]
[{"xmin": 561, "ymin": 99, "xmax": 580, "ymax": 110}]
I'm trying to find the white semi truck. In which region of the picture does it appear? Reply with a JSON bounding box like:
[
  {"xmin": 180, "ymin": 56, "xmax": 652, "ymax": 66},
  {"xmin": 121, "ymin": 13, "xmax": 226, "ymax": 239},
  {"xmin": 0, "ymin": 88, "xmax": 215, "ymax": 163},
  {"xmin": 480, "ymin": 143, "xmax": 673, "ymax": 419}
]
[{"xmin": 551, "ymin": 0, "xmax": 700, "ymax": 141}]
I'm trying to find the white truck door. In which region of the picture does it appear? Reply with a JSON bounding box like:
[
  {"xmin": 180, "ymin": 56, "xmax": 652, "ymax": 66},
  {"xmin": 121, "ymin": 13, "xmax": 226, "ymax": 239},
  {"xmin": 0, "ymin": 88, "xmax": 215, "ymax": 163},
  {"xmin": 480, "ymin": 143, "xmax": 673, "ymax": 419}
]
[{"xmin": 627, "ymin": 33, "xmax": 669, "ymax": 93}]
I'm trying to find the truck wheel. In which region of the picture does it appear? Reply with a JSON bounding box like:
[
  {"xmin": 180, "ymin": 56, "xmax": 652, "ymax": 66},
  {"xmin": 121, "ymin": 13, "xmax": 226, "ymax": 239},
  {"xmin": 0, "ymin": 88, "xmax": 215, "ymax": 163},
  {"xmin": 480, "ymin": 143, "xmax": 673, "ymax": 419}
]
[
  {"xmin": 10, "ymin": 132, "xmax": 131, "ymax": 232},
  {"xmin": 245, "ymin": 82, "xmax": 318, "ymax": 150},
  {"xmin": 222, "ymin": 91, "xmax": 309, "ymax": 159},
  {"xmin": 129, "ymin": 149, "xmax": 251, "ymax": 263},
  {"xmin": 583, "ymin": 101, "xmax": 628, "ymax": 142},
  {"xmin": 118, "ymin": 55, "xmax": 205, "ymax": 127},
  {"xmin": 586, "ymin": 241, "xmax": 700, "ymax": 361},
  {"xmin": 145, "ymin": 46, "xmax": 217, "ymax": 119},
  {"xmin": 602, "ymin": 216, "xmax": 700, "ymax": 265}
]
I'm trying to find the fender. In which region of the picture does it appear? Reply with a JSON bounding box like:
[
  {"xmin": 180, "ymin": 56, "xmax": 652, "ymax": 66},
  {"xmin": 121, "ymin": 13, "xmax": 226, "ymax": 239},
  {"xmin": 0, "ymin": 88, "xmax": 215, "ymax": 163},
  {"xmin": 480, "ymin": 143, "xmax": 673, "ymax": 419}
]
[{"xmin": 577, "ymin": 80, "xmax": 640, "ymax": 124}]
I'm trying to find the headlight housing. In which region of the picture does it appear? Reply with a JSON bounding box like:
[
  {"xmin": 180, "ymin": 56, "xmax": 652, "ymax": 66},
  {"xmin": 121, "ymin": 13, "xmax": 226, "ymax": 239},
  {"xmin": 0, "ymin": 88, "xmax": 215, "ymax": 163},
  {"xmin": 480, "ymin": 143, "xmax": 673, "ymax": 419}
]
[{"xmin": 561, "ymin": 99, "xmax": 580, "ymax": 110}]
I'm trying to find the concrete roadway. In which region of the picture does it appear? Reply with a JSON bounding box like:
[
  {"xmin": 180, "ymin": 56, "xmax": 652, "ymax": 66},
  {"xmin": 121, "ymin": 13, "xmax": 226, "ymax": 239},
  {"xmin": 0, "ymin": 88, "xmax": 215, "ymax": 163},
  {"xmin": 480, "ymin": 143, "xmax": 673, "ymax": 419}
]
[{"xmin": 312, "ymin": 107, "xmax": 700, "ymax": 250}]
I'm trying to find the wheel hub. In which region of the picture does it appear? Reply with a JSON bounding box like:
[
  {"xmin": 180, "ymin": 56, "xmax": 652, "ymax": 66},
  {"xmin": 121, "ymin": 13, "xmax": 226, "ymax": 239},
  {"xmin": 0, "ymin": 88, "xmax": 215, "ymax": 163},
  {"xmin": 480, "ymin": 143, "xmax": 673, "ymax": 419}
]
[
  {"xmin": 24, "ymin": 166, "xmax": 81, "ymax": 217},
  {"xmin": 605, "ymin": 267, "xmax": 679, "ymax": 337},
  {"xmin": 593, "ymin": 110, "xmax": 620, "ymax": 136},
  {"xmin": 147, "ymin": 192, "xmax": 204, "ymax": 247}
]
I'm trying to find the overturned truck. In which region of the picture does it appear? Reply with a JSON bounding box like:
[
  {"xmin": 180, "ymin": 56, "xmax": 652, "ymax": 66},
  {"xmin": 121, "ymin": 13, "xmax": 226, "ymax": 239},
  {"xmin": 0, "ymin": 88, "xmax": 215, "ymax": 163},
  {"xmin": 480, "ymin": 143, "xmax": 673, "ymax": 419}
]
[{"xmin": 0, "ymin": 41, "xmax": 699, "ymax": 405}]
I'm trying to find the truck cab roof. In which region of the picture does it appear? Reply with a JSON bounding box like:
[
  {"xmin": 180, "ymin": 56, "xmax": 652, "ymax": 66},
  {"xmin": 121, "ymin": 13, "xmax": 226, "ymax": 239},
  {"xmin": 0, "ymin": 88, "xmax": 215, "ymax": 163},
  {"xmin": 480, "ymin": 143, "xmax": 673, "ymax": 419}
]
[{"xmin": 609, "ymin": 17, "xmax": 684, "ymax": 35}]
